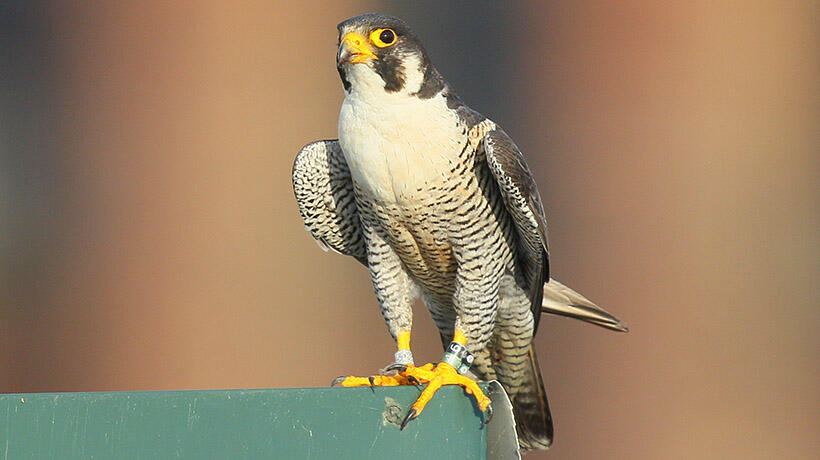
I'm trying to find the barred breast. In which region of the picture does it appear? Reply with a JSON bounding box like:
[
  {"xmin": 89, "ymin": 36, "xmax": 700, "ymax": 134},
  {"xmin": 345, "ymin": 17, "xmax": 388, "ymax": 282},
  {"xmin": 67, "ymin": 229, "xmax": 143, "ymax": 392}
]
[{"xmin": 354, "ymin": 142, "xmax": 518, "ymax": 303}]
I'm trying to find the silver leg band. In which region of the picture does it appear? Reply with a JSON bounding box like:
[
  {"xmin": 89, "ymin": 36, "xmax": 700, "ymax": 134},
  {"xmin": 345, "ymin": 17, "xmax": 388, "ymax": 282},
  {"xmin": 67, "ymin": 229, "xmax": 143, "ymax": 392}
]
[{"xmin": 394, "ymin": 349, "xmax": 414, "ymax": 365}]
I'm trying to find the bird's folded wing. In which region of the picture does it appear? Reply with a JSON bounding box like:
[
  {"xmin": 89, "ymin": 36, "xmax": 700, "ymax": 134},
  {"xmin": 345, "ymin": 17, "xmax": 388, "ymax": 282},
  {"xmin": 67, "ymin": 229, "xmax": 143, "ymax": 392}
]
[
  {"xmin": 292, "ymin": 140, "xmax": 367, "ymax": 264},
  {"xmin": 482, "ymin": 128, "xmax": 550, "ymax": 330}
]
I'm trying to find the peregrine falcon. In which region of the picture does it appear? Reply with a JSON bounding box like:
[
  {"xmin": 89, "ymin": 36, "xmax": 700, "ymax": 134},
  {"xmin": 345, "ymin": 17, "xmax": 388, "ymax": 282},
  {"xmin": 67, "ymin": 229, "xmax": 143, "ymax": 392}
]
[{"xmin": 292, "ymin": 13, "xmax": 627, "ymax": 450}]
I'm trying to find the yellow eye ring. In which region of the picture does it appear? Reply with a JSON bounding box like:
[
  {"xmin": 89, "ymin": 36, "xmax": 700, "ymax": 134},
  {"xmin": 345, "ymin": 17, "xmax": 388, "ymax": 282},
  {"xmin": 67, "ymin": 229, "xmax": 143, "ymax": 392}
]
[{"xmin": 370, "ymin": 28, "xmax": 397, "ymax": 48}]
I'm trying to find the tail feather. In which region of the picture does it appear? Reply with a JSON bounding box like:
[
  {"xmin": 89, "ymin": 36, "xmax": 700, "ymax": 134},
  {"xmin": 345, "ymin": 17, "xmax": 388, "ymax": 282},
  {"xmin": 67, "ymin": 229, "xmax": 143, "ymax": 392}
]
[
  {"xmin": 542, "ymin": 279, "xmax": 629, "ymax": 332},
  {"xmin": 510, "ymin": 345, "xmax": 553, "ymax": 450}
]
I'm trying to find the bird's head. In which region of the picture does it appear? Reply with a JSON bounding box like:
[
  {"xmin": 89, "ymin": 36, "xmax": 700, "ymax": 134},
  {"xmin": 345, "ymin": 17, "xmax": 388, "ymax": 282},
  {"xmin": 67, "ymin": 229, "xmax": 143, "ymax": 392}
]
[{"xmin": 336, "ymin": 14, "xmax": 445, "ymax": 98}]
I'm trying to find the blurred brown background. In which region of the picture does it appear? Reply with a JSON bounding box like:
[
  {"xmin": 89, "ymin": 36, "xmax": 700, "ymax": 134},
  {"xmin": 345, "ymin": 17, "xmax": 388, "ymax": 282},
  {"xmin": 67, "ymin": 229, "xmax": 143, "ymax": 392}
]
[{"xmin": 1, "ymin": 1, "xmax": 817, "ymax": 458}]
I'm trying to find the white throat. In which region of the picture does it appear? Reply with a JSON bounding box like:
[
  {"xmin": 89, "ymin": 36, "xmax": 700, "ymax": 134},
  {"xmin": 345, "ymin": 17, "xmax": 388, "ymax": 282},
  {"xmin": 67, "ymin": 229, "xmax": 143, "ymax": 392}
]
[{"xmin": 338, "ymin": 62, "xmax": 463, "ymax": 204}]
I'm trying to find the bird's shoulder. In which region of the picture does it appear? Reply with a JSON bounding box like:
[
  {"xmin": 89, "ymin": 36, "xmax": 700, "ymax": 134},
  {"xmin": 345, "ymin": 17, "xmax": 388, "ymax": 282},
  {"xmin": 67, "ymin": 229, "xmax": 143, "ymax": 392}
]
[
  {"xmin": 441, "ymin": 90, "xmax": 504, "ymax": 161},
  {"xmin": 442, "ymin": 90, "xmax": 489, "ymax": 132}
]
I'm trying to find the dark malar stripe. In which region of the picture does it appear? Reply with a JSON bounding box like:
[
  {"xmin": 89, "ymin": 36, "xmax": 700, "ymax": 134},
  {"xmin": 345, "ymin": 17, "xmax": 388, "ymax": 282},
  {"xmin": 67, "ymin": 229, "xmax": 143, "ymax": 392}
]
[{"xmin": 374, "ymin": 54, "xmax": 406, "ymax": 93}]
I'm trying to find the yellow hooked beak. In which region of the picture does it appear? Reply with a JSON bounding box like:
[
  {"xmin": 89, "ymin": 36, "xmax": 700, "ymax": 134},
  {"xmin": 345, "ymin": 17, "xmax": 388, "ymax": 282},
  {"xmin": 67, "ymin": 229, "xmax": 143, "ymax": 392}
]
[{"xmin": 338, "ymin": 31, "xmax": 378, "ymax": 64}]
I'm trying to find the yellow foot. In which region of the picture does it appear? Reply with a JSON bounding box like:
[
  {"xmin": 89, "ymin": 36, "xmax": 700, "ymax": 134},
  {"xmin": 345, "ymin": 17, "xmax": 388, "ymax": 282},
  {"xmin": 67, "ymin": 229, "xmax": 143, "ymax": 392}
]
[
  {"xmin": 396, "ymin": 362, "xmax": 492, "ymax": 429},
  {"xmin": 330, "ymin": 363, "xmax": 435, "ymax": 388},
  {"xmin": 331, "ymin": 362, "xmax": 492, "ymax": 428}
]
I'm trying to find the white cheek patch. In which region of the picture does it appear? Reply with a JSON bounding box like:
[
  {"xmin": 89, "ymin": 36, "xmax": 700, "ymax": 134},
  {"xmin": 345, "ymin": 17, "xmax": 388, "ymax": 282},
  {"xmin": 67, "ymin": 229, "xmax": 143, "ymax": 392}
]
[{"xmin": 401, "ymin": 53, "xmax": 425, "ymax": 95}]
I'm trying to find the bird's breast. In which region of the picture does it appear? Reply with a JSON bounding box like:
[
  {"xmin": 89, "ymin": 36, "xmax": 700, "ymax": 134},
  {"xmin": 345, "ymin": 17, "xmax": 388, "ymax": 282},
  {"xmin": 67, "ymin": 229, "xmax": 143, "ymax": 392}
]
[{"xmin": 338, "ymin": 91, "xmax": 465, "ymax": 205}]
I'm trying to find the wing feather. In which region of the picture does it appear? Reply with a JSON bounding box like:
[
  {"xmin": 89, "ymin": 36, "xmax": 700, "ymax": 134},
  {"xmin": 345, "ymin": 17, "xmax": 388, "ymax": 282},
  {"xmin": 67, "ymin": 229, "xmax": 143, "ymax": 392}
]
[
  {"xmin": 292, "ymin": 140, "xmax": 367, "ymax": 264},
  {"xmin": 482, "ymin": 128, "xmax": 550, "ymax": 331}
]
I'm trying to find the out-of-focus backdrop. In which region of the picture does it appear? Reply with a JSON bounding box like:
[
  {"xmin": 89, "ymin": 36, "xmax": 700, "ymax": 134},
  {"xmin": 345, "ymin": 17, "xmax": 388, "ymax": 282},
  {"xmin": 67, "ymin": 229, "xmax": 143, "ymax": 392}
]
[{"xmin": 1, "ymin": 1, "xmax": 817, "ymax": 458}]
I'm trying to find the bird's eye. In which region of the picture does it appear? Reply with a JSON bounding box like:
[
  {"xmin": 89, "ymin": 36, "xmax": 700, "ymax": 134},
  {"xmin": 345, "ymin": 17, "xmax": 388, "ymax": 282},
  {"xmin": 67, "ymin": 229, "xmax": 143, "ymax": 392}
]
[{"xmin": 370, "ymin": 28, "xmax": 397, "ymax": 48}]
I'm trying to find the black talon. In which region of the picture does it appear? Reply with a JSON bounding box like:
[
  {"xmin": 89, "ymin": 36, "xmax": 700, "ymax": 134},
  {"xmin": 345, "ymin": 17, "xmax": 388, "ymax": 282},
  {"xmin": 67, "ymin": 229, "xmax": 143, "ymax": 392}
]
[
  {"xmin": 330, "ymin": 376, "xmax": 347, "ymax": 387},
  {"xmin": 400, "ymin": 408, "xmax": 417, "ymax": 430},
  {"xmin": 384, "ymin": 363, "xmax": 407, "ymax": 374},
  {"xmin": 406, "ymin": 375, "xmax": 420, "ymax": 386},
  {"xmin": 483, "ymin": 403, "xmax": 493, "ymax": 425},
  {"xmin": 368, "ymin": 376, "xmax": 376, "ymax": 392}
]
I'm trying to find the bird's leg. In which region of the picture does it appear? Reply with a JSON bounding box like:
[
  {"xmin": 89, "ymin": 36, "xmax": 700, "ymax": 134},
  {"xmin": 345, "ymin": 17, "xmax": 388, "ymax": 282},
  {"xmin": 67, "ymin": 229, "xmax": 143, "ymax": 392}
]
[
  {"xmin": 397, "ymin": 265, "xmax": 499, "ymax": 427},
  {"xmin": 397, "ymin": 330, "xmax": 493, "ymax": 429},
  {"xmin": 393, "ymin": 329, "xmax": 414, "ymax": 366},
  {"xmin": 332, "ymin": 225, "xmax": 428, "ymax": 387}
]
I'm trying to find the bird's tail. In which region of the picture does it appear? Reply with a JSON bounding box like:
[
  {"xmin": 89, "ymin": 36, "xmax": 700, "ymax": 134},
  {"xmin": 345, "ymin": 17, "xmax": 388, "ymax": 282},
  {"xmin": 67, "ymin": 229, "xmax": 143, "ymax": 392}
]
[
  {"xmin": 542, "ymin": 279, "xmax": 629, "ymax": 332},
  {"xmin": 510, "ymin": 344, "xmax": 554, "ymax": 450}
]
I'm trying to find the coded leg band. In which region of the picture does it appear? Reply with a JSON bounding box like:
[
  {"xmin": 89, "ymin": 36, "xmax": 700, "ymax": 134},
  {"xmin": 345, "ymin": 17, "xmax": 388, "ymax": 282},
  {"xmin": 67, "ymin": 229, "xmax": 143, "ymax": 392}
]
[{"xmin": 442, "ymin": 341, "xmax": 474, "ymax": 375}]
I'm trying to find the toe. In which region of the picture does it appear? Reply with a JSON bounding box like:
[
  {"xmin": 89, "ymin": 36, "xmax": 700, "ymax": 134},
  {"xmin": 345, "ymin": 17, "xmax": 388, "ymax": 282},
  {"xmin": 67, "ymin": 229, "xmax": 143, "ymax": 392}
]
[
  {"xmin": 402, "ymin": 362, "xmax": 493, "ymax": 423},
  {"xmin": 400, "ymin": 408, "xmax": 418, "ymax": 430},
  {"xmin": 383, "ymin": 363, "xmax": 407, "ymax": 374},
  {"xmin": 330, "ymin": 374, "xmax": 411, "ymax": 387}
]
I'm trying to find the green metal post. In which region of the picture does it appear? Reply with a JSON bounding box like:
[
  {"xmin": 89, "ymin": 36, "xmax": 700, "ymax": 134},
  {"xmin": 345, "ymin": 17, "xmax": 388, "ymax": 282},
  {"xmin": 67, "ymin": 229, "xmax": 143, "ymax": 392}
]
[{"xmin": 0, "ymin": 382, "xmax": 518, "ymax": 459}]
